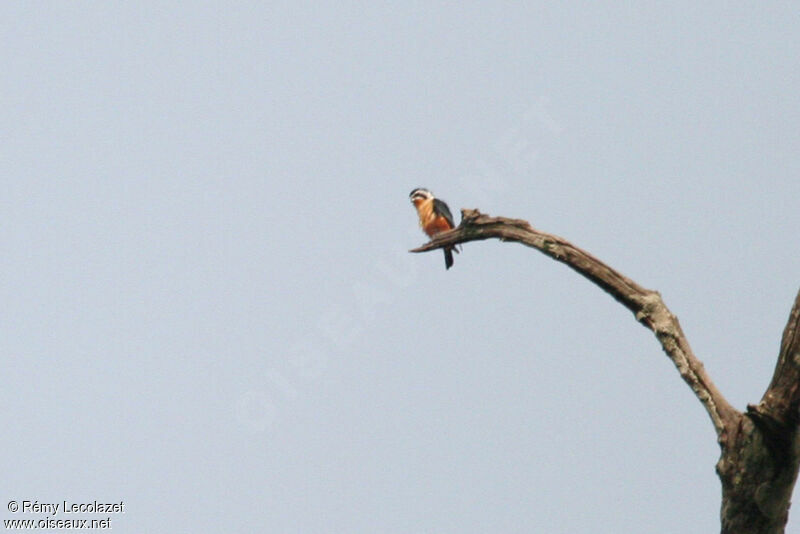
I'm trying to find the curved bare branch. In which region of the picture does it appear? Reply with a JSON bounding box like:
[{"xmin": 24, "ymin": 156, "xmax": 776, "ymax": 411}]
[{"xmin": 411, "ymin": 209, "xmax": 740, "ymax": 438}]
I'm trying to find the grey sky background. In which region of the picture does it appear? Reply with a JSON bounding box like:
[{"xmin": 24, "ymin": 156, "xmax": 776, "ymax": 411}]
[{"xmin": 2, "ymin": 3, "xmax": 799, "ymax": 533}]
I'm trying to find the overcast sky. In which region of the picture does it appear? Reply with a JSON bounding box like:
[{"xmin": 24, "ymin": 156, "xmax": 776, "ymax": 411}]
[{"xmin": 2, "ymin": 3, "xmax": 799, "ymax": 533}]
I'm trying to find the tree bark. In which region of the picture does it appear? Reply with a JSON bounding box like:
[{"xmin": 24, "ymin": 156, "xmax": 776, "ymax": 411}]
[{"xmin": 410, "ymin": 209, "xmax": 800, "ymax": 533}]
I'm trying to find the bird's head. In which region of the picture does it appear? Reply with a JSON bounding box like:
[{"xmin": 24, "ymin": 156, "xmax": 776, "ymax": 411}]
[{"xmin": 409, "ymin": 188, "xmax": 433, "ymax": 207}]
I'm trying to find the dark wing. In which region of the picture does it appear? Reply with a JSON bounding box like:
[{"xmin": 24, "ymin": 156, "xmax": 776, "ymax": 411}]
[{"xmin": 432, "ymin": 198, "xmax": 456, "ymax": 229}]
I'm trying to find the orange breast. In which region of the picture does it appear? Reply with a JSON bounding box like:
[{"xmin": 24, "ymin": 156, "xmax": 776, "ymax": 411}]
[
  {"xmin": 415, "ymin": 198, "xmax": 453, "ymax": 236},
  {"xmin": 423, "ymin": 215, "xmax": 452, "ymax": 237}
]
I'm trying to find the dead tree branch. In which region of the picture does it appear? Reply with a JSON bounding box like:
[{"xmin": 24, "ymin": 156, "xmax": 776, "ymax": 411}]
[
  {"xmin": 750, "ymin": 290, "xmax": 800, "ymax": 436},
  {"xmin": 410, "ymin": 208, "xmax": 739, "ymax": 437}
]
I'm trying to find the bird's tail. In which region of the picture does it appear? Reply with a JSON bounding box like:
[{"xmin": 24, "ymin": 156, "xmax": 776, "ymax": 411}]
[{"xmin": 444, "ymin": 247, "xmax": 454, "ymax": 270}]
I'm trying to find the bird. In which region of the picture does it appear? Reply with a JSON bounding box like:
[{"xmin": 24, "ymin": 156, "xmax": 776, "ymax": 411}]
[{"xmin": 409, "ymin": 188, "xmax": 459, "ymax": 270}]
